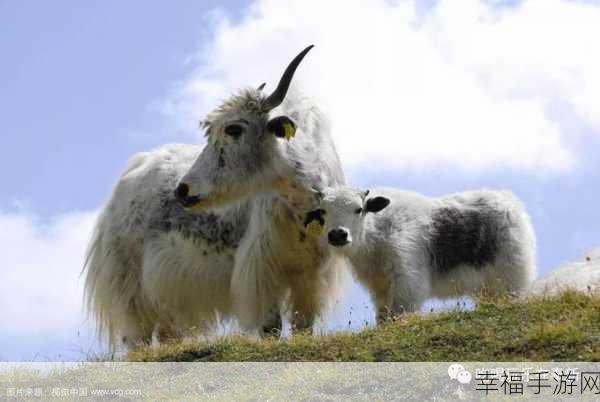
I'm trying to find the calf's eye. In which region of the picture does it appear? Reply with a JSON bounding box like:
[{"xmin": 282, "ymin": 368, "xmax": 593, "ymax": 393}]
[
  {"xmin": 355, "ymin": 207, "xmax": 363, "ymax": 214},
  {"xmin": 224, "ymin": 124, "xmax": 244, "ymax": 138}
]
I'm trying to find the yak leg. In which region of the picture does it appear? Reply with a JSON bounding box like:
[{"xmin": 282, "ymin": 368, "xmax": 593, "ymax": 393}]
[
  {"xmin": 261, "ymin": 304, "xmax": 283, "ymax": 337},
  {"xmin": 118, "ymin": 300, "xmax": 156, "ymax": 350},
  {"xmin": 288, "ymin": 273, "xmax": 321, "ymax": 334},
  {"xmin": 156, "ymin": 319, "xmax": 181, "ymax": 344}
]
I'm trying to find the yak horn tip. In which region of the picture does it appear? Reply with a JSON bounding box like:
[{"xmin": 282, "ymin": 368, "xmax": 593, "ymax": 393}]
[{"xmin": 263, "ymin": 45, "xmax": 315, "ymax": 111}]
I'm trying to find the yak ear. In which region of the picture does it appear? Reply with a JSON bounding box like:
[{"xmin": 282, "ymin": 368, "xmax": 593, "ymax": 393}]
[
  {"xmin": 267, "ymin": 116, "xmax": 297, "ymax": 141},
  {"xmin": 304, "ymin": 208, "xmax": 326, "ymax": 227},
  {"xmin": 364, "ymin": 196, "xmax": 390, "ymax": 214},
  {"xmin": 304, "ymin": 208, "xmax": 326, "ymax": 237}
]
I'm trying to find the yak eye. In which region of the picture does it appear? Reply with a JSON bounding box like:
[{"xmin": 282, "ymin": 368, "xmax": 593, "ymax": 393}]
[
  {"xmin": 355, "ymin": 207, "xmax": 363, "ymax": 214},
  {"xmin": 224, "ymin": 124, "xmax": 244, "ymax": 138}
]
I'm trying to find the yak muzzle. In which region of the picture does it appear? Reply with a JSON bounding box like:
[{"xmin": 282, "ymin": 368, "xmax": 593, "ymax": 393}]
[{"xmin": 174, "ymin": 183, "xmax": 203, "ymax": 208}]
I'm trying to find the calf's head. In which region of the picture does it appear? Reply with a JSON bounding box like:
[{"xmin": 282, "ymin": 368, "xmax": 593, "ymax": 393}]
[
  {"xmin": 175, "ymin": 45, "xmax": 313, "ymax": 210},
  {"xmin": 306, "ymin": 187, "xmax": 390, "ymax": 250}
]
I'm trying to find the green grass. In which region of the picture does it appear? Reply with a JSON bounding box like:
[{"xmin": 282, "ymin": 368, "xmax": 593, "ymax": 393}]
[{"xmin": 129, "ymin": 291, "xmax": 600, "ymax": 362}]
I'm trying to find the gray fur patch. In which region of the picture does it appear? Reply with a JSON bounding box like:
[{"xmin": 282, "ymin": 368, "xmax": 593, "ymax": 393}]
[
  {"xmin": 218, "ymin": 148, "xmax": 226, "ymax": 168},
  {"xmin": 148, "ymin": 191, "xmax": 248, "ymax": 249},
  {"xmin": 429, "ymin": 203, "xmax": 501, "ymax": 273}
]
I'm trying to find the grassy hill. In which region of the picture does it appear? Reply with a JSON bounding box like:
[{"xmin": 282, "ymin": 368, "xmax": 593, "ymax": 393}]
[{"xmin": 129, "ymin": 290, "xmax": 600, "ymax": 362}]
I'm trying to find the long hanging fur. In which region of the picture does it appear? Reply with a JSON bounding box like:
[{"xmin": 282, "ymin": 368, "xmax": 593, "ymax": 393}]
[{"xmin": 83, "ymin": 145, "xmax": 248, "ymax": 350}]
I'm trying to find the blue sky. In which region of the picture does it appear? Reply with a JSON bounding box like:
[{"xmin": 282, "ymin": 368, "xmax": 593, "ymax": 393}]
[
  {"xmin": 1, "ymin": 0, "xmax": 600, "ymax": 361},
  {"xmin": 0, "ymin": 0, "xmax": 244, "ymax": 216}
]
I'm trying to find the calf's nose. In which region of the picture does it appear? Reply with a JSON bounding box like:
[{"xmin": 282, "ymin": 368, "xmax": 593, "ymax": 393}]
[{"xmin": 328, "ymin": 228, "xmax": 349, "ymax": 247}]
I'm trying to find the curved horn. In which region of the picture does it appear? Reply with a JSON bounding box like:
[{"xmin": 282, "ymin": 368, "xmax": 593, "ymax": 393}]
[{"xmin": 264, "ymin": 45, "xmax": 314, "ymax": 111}]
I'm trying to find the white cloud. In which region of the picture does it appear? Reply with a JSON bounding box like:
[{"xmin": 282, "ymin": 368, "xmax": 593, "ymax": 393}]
[
  {"xmin": 0, "ymin": 209, "xmax": 99, "ymax": 359},
  {"xmin": 161, "ymin": 0, "xmax": 600, "ymax": 173}
]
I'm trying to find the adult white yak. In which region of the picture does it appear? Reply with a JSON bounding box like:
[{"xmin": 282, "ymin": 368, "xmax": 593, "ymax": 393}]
[{"xmin": 84, "ymin": 46, "xmax": 346, "ymax": 350}]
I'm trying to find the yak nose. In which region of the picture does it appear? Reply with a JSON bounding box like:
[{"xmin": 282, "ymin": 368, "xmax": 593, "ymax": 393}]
[
  {"xmin": 328, "ymin": 228, "xmax": 349, "ymax": 247},
  {"xmin": 174, "ymin": 182, "xmax": 189, "ymax": 201},
  {"xmin": 174, "ymin": 182, "xmax": 203, "ymax": 208}
]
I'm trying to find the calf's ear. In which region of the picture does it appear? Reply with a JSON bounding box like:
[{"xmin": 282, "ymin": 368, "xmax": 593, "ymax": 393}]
[
  {"xmin": 364, "ymin": 196, "xmax": 390, "ymax": 214},
  {"xmin": 267, "ymin": 116, "xmax": 297, "ymax": 141}
]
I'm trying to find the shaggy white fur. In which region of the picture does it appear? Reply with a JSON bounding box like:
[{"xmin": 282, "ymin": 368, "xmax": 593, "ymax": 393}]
[
  {"xmin": 530, "ymin": 248, "xmax": 600, "ymax": 296},
  {"xmin": 84, "ymin": 144, "xmax": 247, "ymax": 348}
]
